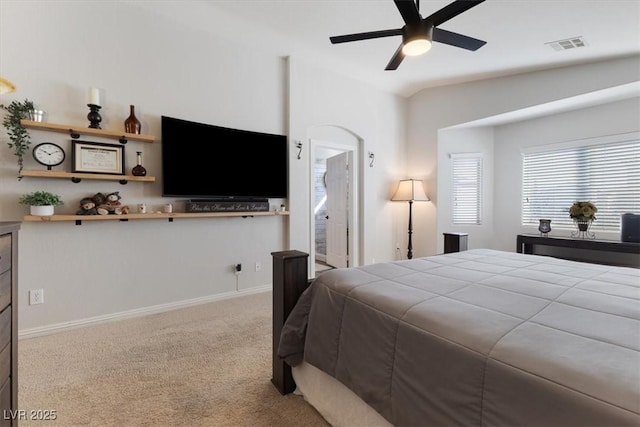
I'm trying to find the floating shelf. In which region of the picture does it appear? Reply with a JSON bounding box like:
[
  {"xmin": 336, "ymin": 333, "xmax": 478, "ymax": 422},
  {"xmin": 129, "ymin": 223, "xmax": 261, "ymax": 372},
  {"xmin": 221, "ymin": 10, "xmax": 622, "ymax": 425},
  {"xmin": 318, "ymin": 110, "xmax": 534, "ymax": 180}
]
[
  {"xmin": 24, "ymin": 211, "xmax": 290, "ymax": 225},
  {"xmin": 18, "ymin": 169, "xmax": 155, "ymax": 184},
  {"xmin": 20, "ymin": 119, "xmax": 155, "ymax": 143}
]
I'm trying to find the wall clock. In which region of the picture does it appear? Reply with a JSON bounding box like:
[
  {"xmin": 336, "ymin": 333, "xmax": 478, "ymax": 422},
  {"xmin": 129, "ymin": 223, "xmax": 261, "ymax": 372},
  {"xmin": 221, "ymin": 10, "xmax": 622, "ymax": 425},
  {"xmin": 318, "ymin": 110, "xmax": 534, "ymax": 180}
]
[{"xmin": 32, "ymin": 142, "xmax": 65, "ymax": 170}]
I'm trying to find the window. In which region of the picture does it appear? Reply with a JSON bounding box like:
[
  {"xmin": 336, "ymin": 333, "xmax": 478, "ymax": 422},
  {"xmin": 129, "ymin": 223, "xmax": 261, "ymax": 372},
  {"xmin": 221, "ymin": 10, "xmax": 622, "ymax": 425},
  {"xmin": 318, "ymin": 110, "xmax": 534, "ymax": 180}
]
[
  {"xmin": 451, "ymin": 153, "xmax": 482, "ymax": 225},
  {"xmin": 522, "ymin": 133, "xmax": 640, "ymax": 230}
]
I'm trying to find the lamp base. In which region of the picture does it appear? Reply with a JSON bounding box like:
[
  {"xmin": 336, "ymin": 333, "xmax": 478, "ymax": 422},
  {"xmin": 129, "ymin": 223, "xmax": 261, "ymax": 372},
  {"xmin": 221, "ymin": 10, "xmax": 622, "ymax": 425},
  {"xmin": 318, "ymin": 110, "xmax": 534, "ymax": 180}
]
[{"xmin": 407, "ymin": 200, "xmax": 414, "ymax": 259}]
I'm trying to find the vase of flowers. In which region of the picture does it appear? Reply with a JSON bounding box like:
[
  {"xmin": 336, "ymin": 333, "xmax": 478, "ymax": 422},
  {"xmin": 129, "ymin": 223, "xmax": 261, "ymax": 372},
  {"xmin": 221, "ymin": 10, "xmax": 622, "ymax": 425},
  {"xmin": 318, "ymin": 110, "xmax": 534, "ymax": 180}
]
[{"xmin": 569, "ymin": 201, "xmax": 597, "ymax": 238}]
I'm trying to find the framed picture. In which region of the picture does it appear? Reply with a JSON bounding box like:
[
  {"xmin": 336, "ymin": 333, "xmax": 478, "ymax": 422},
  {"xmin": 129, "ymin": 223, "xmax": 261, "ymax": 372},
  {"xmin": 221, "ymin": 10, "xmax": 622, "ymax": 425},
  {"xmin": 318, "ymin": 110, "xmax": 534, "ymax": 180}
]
[{"xmin": 71, "ymin": 140, "xmax": 125, "ymax": 175}]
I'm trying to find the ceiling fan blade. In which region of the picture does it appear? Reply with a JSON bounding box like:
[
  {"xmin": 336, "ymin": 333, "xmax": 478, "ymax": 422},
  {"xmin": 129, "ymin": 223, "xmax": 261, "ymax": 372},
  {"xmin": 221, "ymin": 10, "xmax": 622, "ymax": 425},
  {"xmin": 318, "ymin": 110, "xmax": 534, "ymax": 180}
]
[
  {"xmin": 425, "ymin": 0, "xmax": 485, "ymax": 27},
  {"xmin": 385, "ymin": 44, "xmax": 405, "ymax": 70},
  {"xmin": 330, "ymin": 28, "xmax": 403, "ymax": 44},
  {"xmin": 433, "ymin": 28, "xmax": 486, "ymax": 51},
  {"xmin": 393, "ymin": 0, "xmax": 422, "ymax": 25}
]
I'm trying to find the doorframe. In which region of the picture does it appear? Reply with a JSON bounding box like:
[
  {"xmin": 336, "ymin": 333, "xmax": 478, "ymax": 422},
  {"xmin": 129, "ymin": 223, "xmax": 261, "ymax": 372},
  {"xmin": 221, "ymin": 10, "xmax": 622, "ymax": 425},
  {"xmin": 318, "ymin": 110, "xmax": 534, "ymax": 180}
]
[{"xmin": 309, "ymin": 139, "xmax": 359, "ymax": 277}]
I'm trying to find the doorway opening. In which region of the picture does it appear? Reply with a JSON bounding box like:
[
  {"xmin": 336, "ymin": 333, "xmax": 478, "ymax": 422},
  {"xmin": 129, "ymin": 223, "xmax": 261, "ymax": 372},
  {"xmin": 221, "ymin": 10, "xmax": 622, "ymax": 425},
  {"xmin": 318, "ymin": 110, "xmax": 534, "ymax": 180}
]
[{"xmin": 310, "ymin": 138, "xmax": 359, "ymax": 278}]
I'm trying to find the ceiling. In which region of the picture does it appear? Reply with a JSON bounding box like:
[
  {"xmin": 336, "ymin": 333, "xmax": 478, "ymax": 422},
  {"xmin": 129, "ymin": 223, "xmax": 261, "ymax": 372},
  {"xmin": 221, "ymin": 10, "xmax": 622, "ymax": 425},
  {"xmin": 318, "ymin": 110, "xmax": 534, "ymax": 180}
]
[{"xmin": 190, "ymin": 0, "xmax": 640, "ymax": 97}]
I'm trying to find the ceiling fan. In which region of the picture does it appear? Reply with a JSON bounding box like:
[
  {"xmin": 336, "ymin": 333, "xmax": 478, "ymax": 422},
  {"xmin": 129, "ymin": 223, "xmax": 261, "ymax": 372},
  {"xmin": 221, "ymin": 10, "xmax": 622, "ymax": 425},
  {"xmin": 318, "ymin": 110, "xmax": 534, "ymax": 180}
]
[{"xmin": 329, "ymin": 0, "xmax": 487, "ymax": 70}]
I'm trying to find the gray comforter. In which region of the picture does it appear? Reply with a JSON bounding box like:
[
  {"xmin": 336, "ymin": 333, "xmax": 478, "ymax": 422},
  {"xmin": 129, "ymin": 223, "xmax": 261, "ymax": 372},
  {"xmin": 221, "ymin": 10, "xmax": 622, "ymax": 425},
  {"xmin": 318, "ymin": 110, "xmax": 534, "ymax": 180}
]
[{"xmin": 278, "ymin": 249, "xmax": 640, "ymax": 426}]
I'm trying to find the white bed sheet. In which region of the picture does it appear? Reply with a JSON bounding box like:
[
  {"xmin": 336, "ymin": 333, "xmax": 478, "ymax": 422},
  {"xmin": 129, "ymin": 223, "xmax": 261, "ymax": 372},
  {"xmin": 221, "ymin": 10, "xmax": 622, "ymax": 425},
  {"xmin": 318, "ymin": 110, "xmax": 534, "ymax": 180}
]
[{"xmin": 292, "ymin": 361, "xmax": 392, "ymax": 427}]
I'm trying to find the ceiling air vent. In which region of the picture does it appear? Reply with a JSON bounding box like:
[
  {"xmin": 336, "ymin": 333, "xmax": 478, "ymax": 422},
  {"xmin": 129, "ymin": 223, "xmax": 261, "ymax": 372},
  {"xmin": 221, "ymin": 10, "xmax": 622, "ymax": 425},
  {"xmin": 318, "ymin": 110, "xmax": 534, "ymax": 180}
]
[{"xmin": 546, "ymin": 36, "xmax": 587, "ymax": 51}]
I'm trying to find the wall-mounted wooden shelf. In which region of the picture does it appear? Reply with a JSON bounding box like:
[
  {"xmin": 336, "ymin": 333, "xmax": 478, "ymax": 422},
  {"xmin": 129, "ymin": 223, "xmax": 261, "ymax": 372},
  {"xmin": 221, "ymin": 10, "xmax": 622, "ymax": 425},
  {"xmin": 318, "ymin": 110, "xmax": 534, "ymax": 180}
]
[
  {"xmin": 24, "ymin": 211, "xmax": 290, "ymax": 225},
  {"xmin": 20, "ymin": 119, "xmax": 155, "ymax": 143},
  {"xmin": 18, "ymin": 169, "xmax": 155, "ymax": 184}
]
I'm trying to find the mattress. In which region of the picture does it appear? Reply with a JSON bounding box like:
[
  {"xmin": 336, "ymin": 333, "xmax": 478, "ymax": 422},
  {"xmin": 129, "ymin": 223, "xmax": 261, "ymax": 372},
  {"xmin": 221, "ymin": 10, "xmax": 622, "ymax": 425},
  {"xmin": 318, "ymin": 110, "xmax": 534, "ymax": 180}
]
[{"xmin": 279, "ymin": 249, "xmax": 640, "ymax": 426}]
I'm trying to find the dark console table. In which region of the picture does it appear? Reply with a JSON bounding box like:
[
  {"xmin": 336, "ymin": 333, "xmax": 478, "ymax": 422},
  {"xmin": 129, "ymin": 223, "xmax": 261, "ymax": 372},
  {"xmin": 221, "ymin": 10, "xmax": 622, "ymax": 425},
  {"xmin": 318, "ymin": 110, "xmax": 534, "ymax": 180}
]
[{"xmin": 517, "ymin": 234, "xmax": 640, "ymax": 268}]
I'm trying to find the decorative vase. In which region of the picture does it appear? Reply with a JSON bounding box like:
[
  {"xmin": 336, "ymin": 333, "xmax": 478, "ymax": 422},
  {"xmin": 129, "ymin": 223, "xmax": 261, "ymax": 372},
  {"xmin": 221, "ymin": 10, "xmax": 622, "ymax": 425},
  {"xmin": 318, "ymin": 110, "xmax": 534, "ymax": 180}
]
[
  {"xmin": 30, "ymin": 205, "xmax": 54, "ymax": 216},
  {"xmin": 28, "ymin": 109, "xmax": 45, "ymax": 122},
  {"xmin": 538, "ymin": 219, "xmax": 552, "ymax": 236},
  {"xmin": 572, "ymin": 219, "xmax": 595, "ymax": 239},
  {"xmin": 131, "ymin": 151, "xmax": 147, "ymax": 176},
  {"xmin": 124, "ymin": 105, "xmax": 141, "ymax": 134}
]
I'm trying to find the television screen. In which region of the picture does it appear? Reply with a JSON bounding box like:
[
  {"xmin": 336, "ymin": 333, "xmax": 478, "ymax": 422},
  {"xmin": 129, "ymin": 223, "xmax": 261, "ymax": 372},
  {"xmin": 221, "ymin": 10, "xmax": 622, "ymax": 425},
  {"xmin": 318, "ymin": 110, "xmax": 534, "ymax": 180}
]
[{"xmin": 161, "ymin": 116, "xmax": 288, "ymax": 199}]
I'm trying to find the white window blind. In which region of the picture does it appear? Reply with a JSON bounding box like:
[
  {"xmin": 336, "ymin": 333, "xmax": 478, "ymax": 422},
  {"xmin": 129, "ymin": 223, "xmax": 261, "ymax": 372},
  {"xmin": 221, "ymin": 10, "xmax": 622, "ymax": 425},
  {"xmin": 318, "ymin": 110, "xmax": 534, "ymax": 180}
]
[
  {"xmin": 452, "ymin": 154, "xmax": 482, "ymax": 225},
  {"xmin": 522, "ymin": 134, "xmax": 640, "ymax": 230}
]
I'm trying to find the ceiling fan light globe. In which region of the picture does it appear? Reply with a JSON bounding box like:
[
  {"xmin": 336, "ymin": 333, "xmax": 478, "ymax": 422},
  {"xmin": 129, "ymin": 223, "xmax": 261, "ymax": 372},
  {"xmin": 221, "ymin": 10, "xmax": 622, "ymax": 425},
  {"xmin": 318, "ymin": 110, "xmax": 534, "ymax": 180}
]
[{"xmin": 402, "ymin": 39, "xmax": 432, "ymax": 56}]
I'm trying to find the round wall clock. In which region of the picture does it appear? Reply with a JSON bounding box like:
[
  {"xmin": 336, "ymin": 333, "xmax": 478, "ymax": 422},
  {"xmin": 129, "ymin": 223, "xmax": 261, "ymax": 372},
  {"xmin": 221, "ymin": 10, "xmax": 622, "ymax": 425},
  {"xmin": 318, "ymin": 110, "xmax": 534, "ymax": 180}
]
[{"xmin": 32, "ymin": 142, "xmax": 65, "ymax": 170}]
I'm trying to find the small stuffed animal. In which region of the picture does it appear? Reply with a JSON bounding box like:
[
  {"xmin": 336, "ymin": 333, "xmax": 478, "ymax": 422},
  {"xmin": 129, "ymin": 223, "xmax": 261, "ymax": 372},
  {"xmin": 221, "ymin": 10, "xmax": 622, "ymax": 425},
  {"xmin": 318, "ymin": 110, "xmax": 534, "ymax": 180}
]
[
  {"xmin": 93, "ymin": 191, "xmax": 122, "ymax": 215},
  {"xmin": 114, "ymin": 205, "xmax": 130, "ymax": 215},
  {"xmin": 103, "ymin": 192, "xmax": 122, "ymax": 214},
  {"xmin": 92, "ymin": 193, "xmax": 108, "ymax": 214},
  {"xmin": 92, "ymin": 192, "xmax": 106, "ymax": 206},
  {"xmin": 76, "ymin": 197, "xmax": 97, "ymax": 215}
]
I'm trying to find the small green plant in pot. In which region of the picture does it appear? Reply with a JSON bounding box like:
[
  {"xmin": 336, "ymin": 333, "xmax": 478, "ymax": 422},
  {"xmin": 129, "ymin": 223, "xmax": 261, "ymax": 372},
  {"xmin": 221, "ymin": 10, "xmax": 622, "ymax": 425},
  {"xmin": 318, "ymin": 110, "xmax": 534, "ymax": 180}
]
[
  {"xmin": 19, "ymin": 191, "xmax": 63, "ymax": 216},
  {"xmin": 0, "ymin": 98, "xmax": 35, "ymax": 174}
]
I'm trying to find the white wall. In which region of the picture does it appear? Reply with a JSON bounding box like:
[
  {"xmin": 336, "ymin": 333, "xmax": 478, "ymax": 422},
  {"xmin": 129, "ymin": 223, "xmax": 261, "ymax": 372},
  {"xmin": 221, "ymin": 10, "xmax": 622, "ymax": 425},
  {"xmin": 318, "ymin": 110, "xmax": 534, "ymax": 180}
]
[
  {"xmin": 287, "ymin": 57, "xmax": 406, "ymax": 266},
  {"xmin": 492, "ymin": 97, "xmax": 640, "ymax": 251},
  {"xmin": 435, "ymin": 97, "xmax": 639, "ymax": 252},
  {"xmin": 0, "ymin": 1, "xmax": 405, "ymax": 332},
  {"xmin": 437, "ymin": 127, "xmax": 494, "ymax": 249},
  {"xmin": 3, "ymin": 0, "xmax": 636, "ymax": 333},
  {"xmin": 408, "ymin": 55, "xmax": 640, "ymax": 256}
]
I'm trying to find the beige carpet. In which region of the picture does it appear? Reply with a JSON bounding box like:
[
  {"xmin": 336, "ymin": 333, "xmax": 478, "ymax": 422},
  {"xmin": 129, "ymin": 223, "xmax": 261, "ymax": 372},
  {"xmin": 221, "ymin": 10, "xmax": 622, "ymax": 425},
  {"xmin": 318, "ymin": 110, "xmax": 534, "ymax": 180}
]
[{"xmin": 18, "ymin": 291, "xmax": 329, "ymax": 427}]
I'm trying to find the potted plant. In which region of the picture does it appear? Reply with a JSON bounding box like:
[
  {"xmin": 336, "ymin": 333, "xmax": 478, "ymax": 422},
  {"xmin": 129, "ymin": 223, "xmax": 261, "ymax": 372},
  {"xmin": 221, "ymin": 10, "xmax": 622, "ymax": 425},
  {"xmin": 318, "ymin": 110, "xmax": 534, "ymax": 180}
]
[
  {"xmin": 569, "ymin": 201, "xmax": 598, "ymax": 239},
  {"xmin": 0, "ymin": 98, "xmax": 35, "ymax": 173},
  {"xmin": 569, "ymin": 201, "xmax": 597, "ymax": 227},
  {"xmin": 19, "ymin": 191, "xmax": 63, "ymax": 216}
]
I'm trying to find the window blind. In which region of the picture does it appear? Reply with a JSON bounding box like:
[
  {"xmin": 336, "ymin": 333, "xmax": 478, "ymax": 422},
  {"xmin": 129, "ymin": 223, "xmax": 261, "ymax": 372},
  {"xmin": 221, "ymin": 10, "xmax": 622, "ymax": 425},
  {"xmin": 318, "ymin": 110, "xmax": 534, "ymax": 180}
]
[
  {"xmin": 522, "ymin": 136, "xmax": 640, "ymax": 230},
  {"xmin": 452, "ymin": 154, "xmax": 482, "ymax": 225}
]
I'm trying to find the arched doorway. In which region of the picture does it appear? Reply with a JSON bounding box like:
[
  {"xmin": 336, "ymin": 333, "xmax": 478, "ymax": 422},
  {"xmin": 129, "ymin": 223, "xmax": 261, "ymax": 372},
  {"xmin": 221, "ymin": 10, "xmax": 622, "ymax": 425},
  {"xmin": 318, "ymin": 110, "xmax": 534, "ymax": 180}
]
[{"xmin": 308, "ymin": 125, "xmax": 363, "ymax": 277}]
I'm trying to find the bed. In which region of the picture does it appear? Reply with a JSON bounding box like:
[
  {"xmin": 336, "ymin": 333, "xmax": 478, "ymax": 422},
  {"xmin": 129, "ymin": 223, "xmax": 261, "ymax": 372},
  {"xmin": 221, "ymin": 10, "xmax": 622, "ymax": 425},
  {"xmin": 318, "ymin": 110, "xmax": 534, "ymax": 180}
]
[{"xmin": 273, "ymin": 249, "xmax": 640, "ymax": 426}]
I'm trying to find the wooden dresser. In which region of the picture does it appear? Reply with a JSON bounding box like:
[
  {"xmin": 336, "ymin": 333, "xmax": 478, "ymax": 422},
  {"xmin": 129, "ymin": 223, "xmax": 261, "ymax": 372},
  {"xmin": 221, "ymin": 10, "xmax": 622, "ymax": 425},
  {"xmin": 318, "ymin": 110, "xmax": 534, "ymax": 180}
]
[{"xmin": 0, "ymin": 223, "xmax": 19, "ymax": 426}]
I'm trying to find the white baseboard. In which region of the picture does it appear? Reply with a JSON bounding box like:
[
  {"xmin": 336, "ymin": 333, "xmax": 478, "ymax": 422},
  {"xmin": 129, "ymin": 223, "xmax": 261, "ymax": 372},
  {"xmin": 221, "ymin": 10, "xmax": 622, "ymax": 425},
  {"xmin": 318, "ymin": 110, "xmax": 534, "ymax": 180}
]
[{"xmin": 19, "ymin": 285, "xmax": 271, "ymax": 339}]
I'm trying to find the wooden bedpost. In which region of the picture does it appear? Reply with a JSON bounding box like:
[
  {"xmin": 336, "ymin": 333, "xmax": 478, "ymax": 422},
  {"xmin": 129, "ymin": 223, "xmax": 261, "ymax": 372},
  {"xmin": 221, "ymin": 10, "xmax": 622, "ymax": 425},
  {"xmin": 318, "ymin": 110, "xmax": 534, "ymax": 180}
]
[{"xmin": 271, "ymin": 250, "xmax": 309, "ymax": 395}]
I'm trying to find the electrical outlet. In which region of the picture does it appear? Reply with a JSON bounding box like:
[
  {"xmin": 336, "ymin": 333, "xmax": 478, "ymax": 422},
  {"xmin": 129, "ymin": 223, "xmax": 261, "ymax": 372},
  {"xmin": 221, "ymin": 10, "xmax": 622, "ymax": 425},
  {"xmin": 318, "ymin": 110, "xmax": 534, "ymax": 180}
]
[
  {"xmin": 29, "ymin": 289, "xmax": 44, "ymax": 305},
  {"xmin": 255, "ymin": 261, "xmax": 261, "ymax": 272}
]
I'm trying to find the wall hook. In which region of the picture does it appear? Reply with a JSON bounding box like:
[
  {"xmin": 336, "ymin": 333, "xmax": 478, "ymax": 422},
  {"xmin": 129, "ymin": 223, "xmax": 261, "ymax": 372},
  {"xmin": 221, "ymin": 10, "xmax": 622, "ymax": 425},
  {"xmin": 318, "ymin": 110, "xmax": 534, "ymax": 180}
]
[
  {"xmin": 295, "ymin": 141, "xmax": 303, "ymax": 159},
  {"xmin": 368, "ymin": 152, "xmax": 375, "ymax": 167}
]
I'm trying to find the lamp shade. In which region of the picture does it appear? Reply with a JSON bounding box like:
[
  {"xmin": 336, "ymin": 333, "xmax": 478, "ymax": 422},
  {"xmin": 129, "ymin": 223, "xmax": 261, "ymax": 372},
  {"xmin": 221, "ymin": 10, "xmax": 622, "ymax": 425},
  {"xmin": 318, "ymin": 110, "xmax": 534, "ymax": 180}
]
[
  {"xmin": 391, "ymin": 179, "xmax": 429, "ymax": 202},
  {"xmin": 0, "ymin": 78, "xmax": 16, "ymax": 95}
]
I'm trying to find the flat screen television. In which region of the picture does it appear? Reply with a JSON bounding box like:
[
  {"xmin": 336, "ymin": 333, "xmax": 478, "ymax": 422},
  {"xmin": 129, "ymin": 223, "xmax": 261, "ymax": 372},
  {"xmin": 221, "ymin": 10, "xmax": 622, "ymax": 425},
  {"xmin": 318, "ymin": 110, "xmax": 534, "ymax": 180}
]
[{"xmin": 161, "ymin": 115, "xmax": 288, "ymax": 199}]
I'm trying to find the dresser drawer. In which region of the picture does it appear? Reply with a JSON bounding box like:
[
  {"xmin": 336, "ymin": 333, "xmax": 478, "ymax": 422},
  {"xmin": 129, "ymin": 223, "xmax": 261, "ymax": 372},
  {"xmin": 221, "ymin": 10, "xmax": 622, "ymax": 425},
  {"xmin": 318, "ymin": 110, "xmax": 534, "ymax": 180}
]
[
  {"xmin": 0, "ymin": 308, "xmax": 10, "ymax": 355},
  {"xmin": 0, "ymin": 272, "xmax": 9, "ymax": 313},
  {"xmin": 0, "ymin": 236, "xmax": 10, "ymax": 275}
]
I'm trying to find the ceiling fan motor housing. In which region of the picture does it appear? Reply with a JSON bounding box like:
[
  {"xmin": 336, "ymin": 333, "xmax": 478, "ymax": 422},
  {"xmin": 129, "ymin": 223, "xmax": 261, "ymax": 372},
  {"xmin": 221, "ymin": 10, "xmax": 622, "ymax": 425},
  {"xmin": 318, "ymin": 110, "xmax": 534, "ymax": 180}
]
[{"xmin": 402, "ymin": 21, "xmax": 434, "ymax": 55}]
